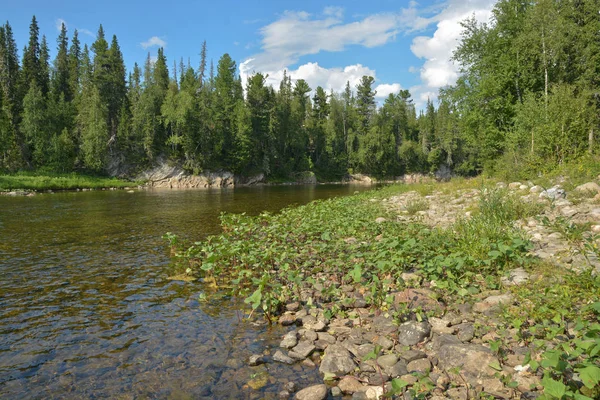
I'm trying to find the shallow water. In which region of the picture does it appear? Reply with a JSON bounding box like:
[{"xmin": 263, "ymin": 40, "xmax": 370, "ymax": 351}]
[{"xmin": 0, "ymin": 184, "xmax": 373, "ymax": 399}]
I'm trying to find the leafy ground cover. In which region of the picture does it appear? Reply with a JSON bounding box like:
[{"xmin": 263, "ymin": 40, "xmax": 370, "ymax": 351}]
[{"xmin": 166, "ymin": 179, "xmax": 600, "ymax": 398}]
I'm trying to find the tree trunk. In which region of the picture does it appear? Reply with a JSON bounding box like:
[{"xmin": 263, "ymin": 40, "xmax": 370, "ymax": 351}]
[
  {"xmin": 542, "ymin": 27, "xmax": 548, "ymax": 112},
  {"xmin": 589, "ymin": 127, "xmax": 594, "ymax": 154}
]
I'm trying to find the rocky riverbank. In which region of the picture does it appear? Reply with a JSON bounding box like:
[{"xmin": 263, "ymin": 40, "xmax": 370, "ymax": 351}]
[{"xmin": 174, "ymin": 177, "xmax": 600, "ymax": 400}]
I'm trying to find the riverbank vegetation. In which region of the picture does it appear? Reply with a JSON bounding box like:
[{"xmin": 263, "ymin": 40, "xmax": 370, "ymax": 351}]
[
  {"xmin": 167, "ymin": 178, "xmax": 600, "ymax": 398},
  {"xmin": 1, "ymin": 0, "xmax": 599, "ymax": 183},
  {"xmin": 0, "ymin": 172, "xmax": 136, "ymax": 191}
]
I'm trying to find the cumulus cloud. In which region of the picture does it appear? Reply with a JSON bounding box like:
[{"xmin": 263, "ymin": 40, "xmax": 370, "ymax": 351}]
[
  {"xmin": 141, "ymin": 36, "xmax": 167, "ymax": 49},
  {"xmin": 409, "ymin": 0, "xmax": 495, "ymax": 106},
  {"xmin": 239, "ymin": 1, "xmax": 495, "ymax": 107},
  {"xmin": 375, "ymin": 83, "xmax": 403, "ymax": 99}
]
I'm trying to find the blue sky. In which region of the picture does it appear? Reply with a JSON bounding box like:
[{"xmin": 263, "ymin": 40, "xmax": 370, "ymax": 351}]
[{"xmin": 3, "ymin": 0, "xmax": 495, "ymax": 107}]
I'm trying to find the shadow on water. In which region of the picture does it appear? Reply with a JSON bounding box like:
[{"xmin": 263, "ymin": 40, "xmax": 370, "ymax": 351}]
[{"xmin": 0, "ymin": 184, "xmax": 374, "ymax": 399}]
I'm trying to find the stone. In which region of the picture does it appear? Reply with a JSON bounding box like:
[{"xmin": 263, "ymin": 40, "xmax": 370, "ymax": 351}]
[
  {"xmin": 249, "ymin": 354, "xmax": 265, "ymax": 366},
  {"xmin": 285, "ymin": 382, "xmax": 298, "ymax": 392},
  {"xmin": 429, "ymin": 317, "xmax": 455, "ymax": 335},
  {"xmin": 247, "ymin": 371, "xmax": 270, "ymax": 390},
  {"xmin": 540, "ymin": 187, "xmax": 566, "ymax": 200},
  {"xmin": 304, "ymin": 329, "xmax": 318, "ymax": 341},
  {"xmin": 302, "ymin": 315, "xmax": 327, "ymax": 332},
  {"xmin": 447, "ymin": 387, "xmax": 468, "ymax": 400},
  {"xmin": 398, "ymin": 321, "xmax": 431, "ymax": 346},
  {"xmin": 273, "ymin": 350, "xmax": 295, "ymax": 365},
  {"xmin": 561, "ymin": 207, "xmax": 578, "ymax": 218},
  {"xmin": 338, "ymin": 376, "xmax": 364, "ymax": 394},
  {"xmin": 319, "ymin": 344, "xmax": 357, "ymax": 377},
  {"xmin": 432, "ymin": 335, "xmax": 499, "ymax": 386},
  {"xmin": 399, "ymin": 349, "xmax": 427, "ymax": 362},
  {"xmin": 331, "ymin": 386, "xmax": 342, "ymax": 397},
  {"xmin": 279, "ymin": 390, "xmax": 291, "ymax": 399},
  {"xmin": 501, "ymin": 268, "xmax": 530, "ymax": 286},
  {"xmin": 352, "ymin": 392, "xmax": 369, "ymax": 400},
  {"xmin": 280, "ymin": 313, "xmax": 297, "ymax": 326},
  {"xmin": 281, "ymin": 331, "xmax": 298, "ymax": 349},
  {"xmin": 376, "ymin": 336, "xmax": 394, "ymax": 350},
  {"xmin": 455, "ymin": 323, "xmax": 475, "ymax": 342},
  {"xmin": 513, "ymin": 373, "xmax": 542, "ymax": 393},
  {"xmin": 375, "ymin": 217, "xmax": 387, "ymax": 224},
  {"xmin": 294, "ymin": 384, "xmax": 328, "ymax": 400},
  {"xmin": 368, "ymin": 372, "xmax": 390, "ymax": 386},
  {"xmin": 530, "ymin": 185, "xmax": 543, "ymax": 194},
  {"xmin": 226, "ymin": 358, "xmax": 243, "ymax": 368},
  {"xmin": 377, "ymin": 354, "xmax": 398, "ymax": 368},
  {"xmin": 400, "ymin": 272, "xmax": 422, "ymax": 285},
  {"xmin": 386, "ymin": 361, "xmax": 408, "ymax": 377},
  {"xmin": 291, "ymin": 341, "xmax": 316, "ymax": 359},
  {"xmin": 286, "ymin": 302, "xmax": 301, "ymax": 312},
  {"xmin": 317, "ymin": 332, "xmax": 336, "ymax": 343},
  {"xmin": 575, "ymin": 182, "xmax": 600, "ymax": 194},
  {"xmin": 508, "ymin": 182, "xmax": 522, "ymax": 190},
  {"xmin": 394, "ymin": 288, "xmax": 445, "ymax": 313},
  {"xmin": 364, "ymin": 386, "xmax": 384, "ymax": 400},
  {"xmin": 407, "ymin": 358, "xmax": 432, "ymax": 373},
  {"xmin": 472, "ymin": 294, "xmax": 513, "ymax": 313},
  {"xmin": 372, "ymin": 316, "xmax": 398, "ymax": 334}
]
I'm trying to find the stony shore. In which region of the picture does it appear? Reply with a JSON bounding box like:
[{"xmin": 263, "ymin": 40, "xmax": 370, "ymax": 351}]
[{"xmin": 242, "ymin": 179, "xmax": 600, "ymax": 400}]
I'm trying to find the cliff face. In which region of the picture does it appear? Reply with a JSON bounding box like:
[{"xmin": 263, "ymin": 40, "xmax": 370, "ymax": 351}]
[{"xmin": 137, "ymin": 162, "xmax": 266, "ymax": 188}]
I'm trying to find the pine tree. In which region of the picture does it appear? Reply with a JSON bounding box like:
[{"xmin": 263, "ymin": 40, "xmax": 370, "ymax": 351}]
[
  {"xmin": 39, "ymin": 35, "xmax": 50, "ymax": 96},
  {"xmin": 21, "ymin": 80, "xmax": 47, "ymax": 166},
  {"xmin": 68, "ymin": 30, "xmax": 81, "ymax": 98},
  {"xmin": 53, "ymin": 22, "xmax": 70, "ymax": 101}
]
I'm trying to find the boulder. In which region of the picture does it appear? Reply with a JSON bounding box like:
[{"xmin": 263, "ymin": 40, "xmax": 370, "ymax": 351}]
[
  {"xmin": 319, "ymin": 344, "xmax": 357, "ymax": 377},
  {"xmin": 338, "ymin": 376, "xmax": 364, "ymax": 394},
  {"xmin": 575, "ymin": 182, "xmax": 600, "ymax": 194},
  {"xmin": 295, "ymin": 384, "xmax": 328, "ymax": 400},
  {"xmin": 432, "ymin": 335, "xmax": 499, "ymax": 386},
  {"xmin": 398, "ymin": 321, "xmax": 431, "ymax": 346}
]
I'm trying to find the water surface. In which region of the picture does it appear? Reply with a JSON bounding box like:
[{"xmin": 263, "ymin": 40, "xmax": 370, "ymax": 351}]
[{"xmin": 0, "ymin": 184, "xmax": 373, "ymax": 399}]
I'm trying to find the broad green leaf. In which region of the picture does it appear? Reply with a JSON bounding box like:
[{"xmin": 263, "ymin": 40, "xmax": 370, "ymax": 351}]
[
  {"xmin": 541, "ymin": 376, "xmax": 566, "ymax": 399},
  {"xmin": 577, "ymin": 365, "xmax": 600, "ymax": 389}
]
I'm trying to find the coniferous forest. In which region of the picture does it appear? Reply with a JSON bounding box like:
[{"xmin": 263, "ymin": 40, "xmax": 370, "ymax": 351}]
[{"xmin": 0, "ymin": 1, "xmax": 599, "ymax": 180}]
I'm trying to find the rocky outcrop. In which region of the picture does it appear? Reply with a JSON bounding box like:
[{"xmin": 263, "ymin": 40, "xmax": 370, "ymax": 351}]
[{"xmin": 137, "ymin": 161, "xmax": 266, "ymax": 188}]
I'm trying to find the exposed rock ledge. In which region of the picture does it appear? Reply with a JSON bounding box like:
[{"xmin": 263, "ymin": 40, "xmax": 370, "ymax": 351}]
[{"xmin": 137, "ymin": 163, "xmax": 265, "ymax": 189}]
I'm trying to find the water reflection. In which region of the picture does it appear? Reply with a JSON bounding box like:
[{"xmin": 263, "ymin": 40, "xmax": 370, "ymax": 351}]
[{"xmin": 0, "ymin": 184, "xmax": 374, "ymax": 398}]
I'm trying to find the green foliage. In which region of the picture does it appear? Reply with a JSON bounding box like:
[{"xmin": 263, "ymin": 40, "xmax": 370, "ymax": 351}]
[{"xmin": 0, "ymin": 171, "xmax": 137, "ymax": 190}]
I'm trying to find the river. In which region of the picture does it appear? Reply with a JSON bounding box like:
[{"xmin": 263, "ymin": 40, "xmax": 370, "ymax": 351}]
[{"xmin": 0, "ymin": 184, "xmax": 374, "ymax": 399}]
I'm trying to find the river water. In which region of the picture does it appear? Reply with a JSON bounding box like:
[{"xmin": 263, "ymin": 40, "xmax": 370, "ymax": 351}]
[{"xmin": 0, "ymin": 184, "xmax": 373, "ymax": 399}]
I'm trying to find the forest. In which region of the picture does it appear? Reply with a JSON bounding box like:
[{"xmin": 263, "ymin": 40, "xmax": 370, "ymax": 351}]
[{"xmin": 0, "ymin": 0, "xmax": 598, "ymax": 180}]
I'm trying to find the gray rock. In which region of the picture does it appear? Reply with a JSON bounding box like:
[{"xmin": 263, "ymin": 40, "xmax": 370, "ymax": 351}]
[
  {"xmin": 386, "ymin": 361, "xmax": 409, "ymax": 377},
  {"xmin": 352, "ymin": 392, "xmax": 369, "ymax": 400},
  {"xmin": 375, "ymin": 217, "xmax": 387, "ymax": 224},
  {"xmin": 291, "ymin": 341, "xmax": 316, "ymax": 359},
  {"xmin": 279, "ymin": 390, "xmax": 291, "ymax": 399},
  {"xmin": 407, "ymin": 358, "xmax": 432, "ymax": 373},
  {"xmin": 540, "ymin": 186, "xmax": 566, "ymax": 200},
  {"xmin": 304, "ymin": 329, "xmax": 318, "ymax": 342},
  {"xmin": 455, "ymin": 323, "xmax": 475, "ymax": 342},
  {"xmin": 372, "ymin": 316, "xmax": 398, "ymax": 334},
  {"xmin": 317, "ymin": 332, "xmax": 336, "ymax": 344},
  {"xmin": 273, "ymin": 350, "xmax": 295, "ymax": 365},
  {"xmin": 575, "ymin": 182, "xmax": 600, "ymax": 194},
  {"xmin": 286, "ymin": 302, "xmax": 301, "ymax": 312},
  {"xmin": 399, "ymin": 349, "xmax": 427, "ymax": 362},
  {"xmin": 429, "ymin": 317, "xmax": 454, "ymax": 335},
  {"xmin": 285, "ymin": 382, "xmax": 298, "ymax": 392},
  {"xmin": 398, "ymin": 321, "xmax": 431, "ymax": 346},
  {"xmin": 319, "ymin": 344, "xmax": 357, "ymax": 377},
  {"xmin": 338, "ymin": 376, "xmax": 364, "ymax": 394},
  {"xmin": 501, "ymin": 268, "xmax": 530, "ymax": 287},
  {"xmin": 302, "ymin": 315, "xmax": 327, "ymax": 331},
  {"xmin": 377, "ymin": 354, "xmax": 398, "ymax": 368},
  {"xmin": 530, "ymin": 185, "xmax": 543, "ymax": 194},
  {"xmin": 368, "ymin": 372, "xmax": 390, "ymax": 386},
  {"xmin": 331, "ymin": 386, "xmax": 342, "ymax": 397},
  {"xmin": 376, "ymin": 336, "xmax": 394, "ymax": 350},
  {"xmin": 472, "ymin": 294, "xmax": 513, "ymax": 313},
  {"xmin": 249, "ymin": 354, "xmax": 265, "ymax": 366},
  {"xmin": 280, "ymin": 313, "xmax": 297, "ymax": 326},
  {"xmin": 281, "ymin": 331, "xmax": 298, "ymax": 349},
  {"xmin": 432, "ymin": 335, "xmax": 499, "ymax": 386},
  {"xmin": 295, "ymin": 384, "xmax": 328, "ymax": 400}
]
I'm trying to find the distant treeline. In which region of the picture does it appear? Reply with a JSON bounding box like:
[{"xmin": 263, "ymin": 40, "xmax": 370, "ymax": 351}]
[{"xmin": 0, "ymin": 1, "xmax": 598, "ymax": 179}]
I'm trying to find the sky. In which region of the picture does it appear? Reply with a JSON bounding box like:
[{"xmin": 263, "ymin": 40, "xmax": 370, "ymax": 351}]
[{"xmin": 2, "ymin": 0, "xmax": 496, "ymax": 108}]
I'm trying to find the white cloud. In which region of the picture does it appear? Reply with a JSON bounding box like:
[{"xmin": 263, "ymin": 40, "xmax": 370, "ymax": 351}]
[
  {"xmin": 239, "ymin": 1, "xmax": 496, "ymax": 109},
  {"xmin": 375, "ymin": 83, "xmax": 402, "ymax": 99},
  {"xmin": 323, "ymin": 6, "xmax": 344, "ymax": 19},
  {"xmin": 78, "ymin": 28, "xmax": 95, "ymax": 38},
  {"xmin": 409, "ymin": 0, "xmax": 495, "ymax": 107},
  {"xmin": 55, "ymin": 18, "xmax": 67, "ymax": 31},
  {"xmin": 141, "ymin": 36, "xmax": 167, "ymax": 49}
]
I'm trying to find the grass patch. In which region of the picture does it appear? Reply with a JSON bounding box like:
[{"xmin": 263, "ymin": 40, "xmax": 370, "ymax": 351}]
[
  {"xmin": 0, "ymin": 172, "xmax": 140, "ymax": 191},
  {"xmin": 405, "ymin": 198, "xmax": 429, "ymax": 215}
]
